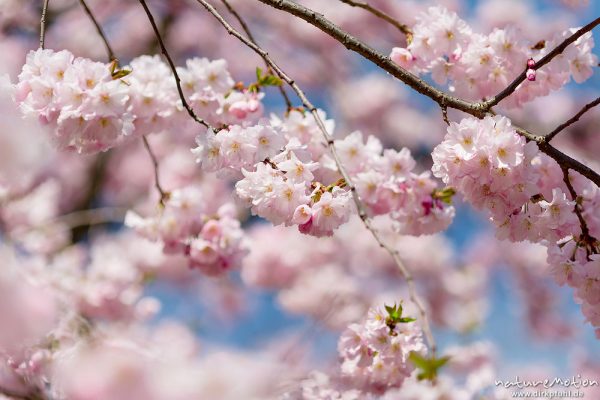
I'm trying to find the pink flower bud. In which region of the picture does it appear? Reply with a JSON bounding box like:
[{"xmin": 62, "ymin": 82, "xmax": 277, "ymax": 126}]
[
  {"xmin": 527, "ymin": 58, "xmax": 535, "ymax": 68},
  {"xmin": 526, "ymin": 68, "xmax": 536, "ymax": 81}
]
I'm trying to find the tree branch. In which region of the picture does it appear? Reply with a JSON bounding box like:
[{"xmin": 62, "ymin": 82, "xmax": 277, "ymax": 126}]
[
  {"xmin": 78, "ymin": 0, "xmax": 116, "ymax": 61},
  {"xmin": 194, "ymin": 0, "xmax": 437, "ymax": 356},
  {"xmin": 219, "ymin": 0, "xmax": 293, "ymax": 110},
  {"xmin": 484, "ymin": 17, "xmax": 600, "ymax": 110},
  {"xmin": 338, "ymin": 0, "xmax": 412, "ymax": 40},
  {"xmin": 536, "ymin": 140, "xmax": 600, "ymax": 188},
  {"xmin": 562, "ymin": 167, "xmax": 598, "ymax": 256},
  {"xmin": 256, "ymin": 0, "xmax": 600, "ymax": 189},
  {"xmin": 137, "ymin": 0, "xmax": 216, "ymax": 132},
  {"xmin": 256, "ymin": 0, "xmax": 485, "ymax": 117},
  {"xmin": 545, "ymin": 96, "xmax": 600, "ymax": 142},
  {"xmin": 39, "ymin": 0, "xmax": 50, "ymax": 49}
]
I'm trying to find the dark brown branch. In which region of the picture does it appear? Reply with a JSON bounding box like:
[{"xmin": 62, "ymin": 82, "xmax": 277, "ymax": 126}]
[
  {"xmin": 137, "ymin": 0, "xmax": 216, "ymax": 132},
  {"xmin": 545, "ymin": 96, "xmax": 600, "ymax": 142},
  {"xmin": 256, "ymin": 0, "xmax": 485, "ymax": 117},
  {"xmin": 536, "ymin": 140, "xmax": 600, "ymax": 188},
  {"xmin": 142, "ymin": 135, "xmax": 169, "ymax": 206},
  {"xmin": 78, "ymin": 0, "xmax": 116, "ymax": 61},
  {"xmin": 39, "ymin": 0, "xmax": 50, "ymax": 49},
  {"xmin": 562, "ymin": 167, "xmax": 598, "ymax": 255},
  {"xmin": 339, "ymin": 0, "xmax": 412, "ymax": 40},
  {"xmin": 256, "ymin": 0, "xmax": 600, "ymax": 189},
  {"xmin": 195, "ymin": 0, "xmax": 437, "ymax": 356},
  {"xmin": 485, "ymin": 17, "xmax": 600, "ymax": 109},
  {"xmin": 219, "ymin": 0, "xmax": 293, "ymax": 110}
]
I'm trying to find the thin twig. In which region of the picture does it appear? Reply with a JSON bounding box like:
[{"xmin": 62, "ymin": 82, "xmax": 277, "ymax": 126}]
[
  {"xmin": 485, "ymin": 17, "xmax": 600, "ymax": 110},
  {"xmin": 78, "ymin": 0, "xmax": 116, "ymax": 61},
  {"xmin": 562, "ymin": 168, "xmax": 598, "ymax": 256},
  {"xmin": 535, "ymin": 139, "xmax": 600, "ymax": 188},
  {"xmin": 546, "ymin": 96, "xmax": 600, "ymax": 142},
  {"xmin": 339, "ymin": 0, "xmax": 412, "ymax": 40},
  {"xmin": 256, "ymin": 0, "xmax": 600, "ymax": 189},
  {"xmin": 219, "ymin": 0, "xmax": 293, "ymax": 110},
  {"xmin": 195, "ymin": 0, "xmax": 437, "ymax": 356},
  {"xmin": 137, "ymin": 0, "xmax": 216, "ymax": 132},
  {"xmin": 142, "ymin": 135, "xmax": 169, "ymax": 206},
  {"xmin": 39, "ymin": 0, "xmax": 50, "ymax": 49}
]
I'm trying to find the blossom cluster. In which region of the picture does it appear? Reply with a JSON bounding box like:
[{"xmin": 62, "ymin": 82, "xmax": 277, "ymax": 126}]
[
  {"xmin": 15, "ymin": 49, "xmax": 262, "ymax": 154},
  {"xmin": 390, "ymin": 6, "xmax": 597, "ymax": 107},
  {"xmin": 337, "ymin": 306, "xmax": 426, "ymax": 393},
  {"xmin": 193, "ymin": 110, "xmax": 454, "ymax": 237},
  {"xmin": 433, "ymin": 114, "xmax": 600, "ymax": 336},
  {"xmin": 337, "ymin": 131, "xmax": 455, "ymax": 235},
  {"xmin": 125, "ymin": 187, "xmax": 247, "ymax": 277}
]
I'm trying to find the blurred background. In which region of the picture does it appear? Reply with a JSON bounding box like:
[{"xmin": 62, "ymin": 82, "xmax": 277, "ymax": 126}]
[{"xmin": 1, "ymin": 0, "xmax": 600, "ymax": 395}]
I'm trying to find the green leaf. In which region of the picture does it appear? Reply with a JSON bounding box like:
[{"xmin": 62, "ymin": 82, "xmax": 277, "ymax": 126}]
[
  {"xmin": 409, "ymin": 352, "xmax": 451, "ymax": 381},
  {"xmin": 112, "ymin": 68, "xmax": 132, "ymax": 80},
  {"xmin": 432, "ymin": 187, "xmax": 456, "ymax": 205},
  {"xmin": 398, "ymin": 317, "xmax": 416, "ymax": 323},
  {"xmin": 261, "ymin": 75, "xmax": 283, "ymax": 87},
  {"xmin": 256, "ymin": 67, "xmax": 263, "ymax": 81}
]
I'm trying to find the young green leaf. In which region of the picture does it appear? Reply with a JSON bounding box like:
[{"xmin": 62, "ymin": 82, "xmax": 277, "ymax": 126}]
[{"xmin": 409, "ymin": 352, "xmax": 451, "ymax": 381}]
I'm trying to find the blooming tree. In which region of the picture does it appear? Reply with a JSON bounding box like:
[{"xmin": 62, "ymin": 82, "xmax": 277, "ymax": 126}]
[{"xmin": 0, "ymin": 0, "xmax": 600, "ymax": 398}]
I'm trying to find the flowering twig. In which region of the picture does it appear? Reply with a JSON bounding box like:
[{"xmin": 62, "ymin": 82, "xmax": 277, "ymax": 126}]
[
  {"xmin": 545, "ymin": 96, "xmax": 600, "ymax": 142},
  {"xmin": 137, "ymin": 0, "xmax": 216, "ymax": 132},
  {"xmin": 39, "ymin": 0, "xmax": 50, "ymax": 49},
  {"xmin": 484, "ymin": 17, "xmax": 600, "ymax": 110},
  {"xmin": 256, "ymin": 0, "xmax": 600, "ymax": 189},
  {"xmin": 338, "ymin": 0, "xmax": 413, "ymax": 41},
  {"xmin": 219, "ymin": 0, "xmax": 293, "ymax": 110},
  {"xmin": 78, "ymin": 0, "xmax": 116, "ymax": 61},
  {"xmin": 195, "ymin": 0, "xmax": 437, "ymax": 356}
]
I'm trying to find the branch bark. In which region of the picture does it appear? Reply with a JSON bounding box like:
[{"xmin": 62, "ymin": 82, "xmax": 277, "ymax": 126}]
[
  {"xmin": 338, "ymin": 0, "xmax": 412, "ymax": 40},
  {"xmin": 39, "ymin": 0, "xmax": 50, "ymax": 49}
]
